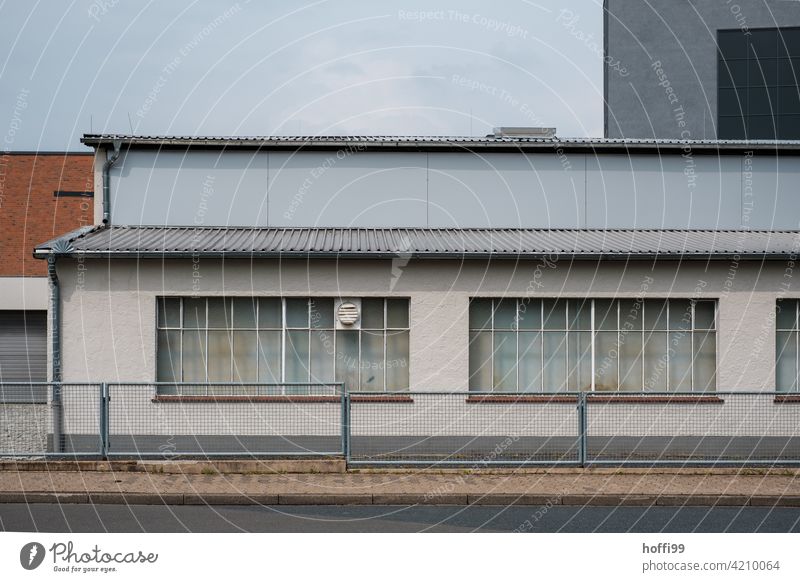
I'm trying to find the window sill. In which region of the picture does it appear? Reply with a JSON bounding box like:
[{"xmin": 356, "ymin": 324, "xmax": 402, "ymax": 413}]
[
  {"xmin": 774, "ymin": 394, "xmax": 800, "ymax": 403},
  {"xmin": 151, "ymin": 395, "xmax": 341, "ymax": 403},
  {"xmin": 587, "ymin": 395, "xmax": 723, "ymax": 404},
  {"xmin": 467, "ymin": 395, "xmax": 578, "ymax": 404},
  {"xmin": 350, "ymin": 395, "xmax": 414, "ymax": 403}
]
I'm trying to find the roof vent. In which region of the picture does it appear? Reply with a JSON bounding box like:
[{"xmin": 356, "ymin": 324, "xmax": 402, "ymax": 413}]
[
  {"xmin": 337, "ymin": 302, "xmax": 360, "ymax": 326},
  {"xmin": 492, "ymin": 127, "xmax": 556, "ymax": 138}
]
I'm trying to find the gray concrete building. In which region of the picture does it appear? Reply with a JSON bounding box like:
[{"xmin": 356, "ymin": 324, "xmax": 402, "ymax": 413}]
[{"xmin": 604, "ymin": 0, "xmax": 800, "ymax": 139}]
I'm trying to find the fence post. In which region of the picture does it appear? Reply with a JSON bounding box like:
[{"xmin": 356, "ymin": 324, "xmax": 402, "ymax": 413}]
[
  {"xmin": 341, "ymin": 391, "xmax": 350, "ymax": 461},
  {"xmin": 577, "ymin": 392, "xmax": 588, "ymax": 467},
  {"xmin": 100, "ymin": 383, "xmax": 109, "ymax": 459}
]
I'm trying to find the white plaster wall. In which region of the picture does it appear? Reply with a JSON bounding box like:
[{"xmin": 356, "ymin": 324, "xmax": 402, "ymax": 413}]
[{"xmin": 55, "ymin": 257, "xmax": 795, "ymax": 392}]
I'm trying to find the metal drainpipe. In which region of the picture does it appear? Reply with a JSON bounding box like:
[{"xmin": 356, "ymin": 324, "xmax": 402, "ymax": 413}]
[
  {"xmin": 47, "ymin": 254, "xmax": 63, "ymax": 453},
  {"xmin": 101, "ymin": 140, "xmax": 122, "ymax": 224}
]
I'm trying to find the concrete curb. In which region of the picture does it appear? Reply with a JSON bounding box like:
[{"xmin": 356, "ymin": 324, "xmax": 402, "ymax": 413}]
[
  {"xmin": 0, "ymin": 459, "xmax": 346, "ymax": 474},
  {"xmin": 2, "ymin": 491, "xmax": 799, "ymax": 507}
]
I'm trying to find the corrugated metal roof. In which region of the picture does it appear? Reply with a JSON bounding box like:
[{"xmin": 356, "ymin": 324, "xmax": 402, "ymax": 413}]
[
  {"xmin": 80, "ymin": 134, "xmax": 800, "ymax": 152},
  {"xmin": 34, "ymin": 226, "xmax": 800, "ymax": 260}
]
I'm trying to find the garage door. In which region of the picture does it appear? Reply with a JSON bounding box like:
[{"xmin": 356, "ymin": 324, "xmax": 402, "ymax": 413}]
[{"xmin": 0, "ymin": 310, "xmax": 47, "ymax": 402}]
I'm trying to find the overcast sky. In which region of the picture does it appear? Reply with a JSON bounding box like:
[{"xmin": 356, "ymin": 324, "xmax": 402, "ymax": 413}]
[{"xmin": 0, "ymin": 0, "xmax": 604, "ymax": 151}]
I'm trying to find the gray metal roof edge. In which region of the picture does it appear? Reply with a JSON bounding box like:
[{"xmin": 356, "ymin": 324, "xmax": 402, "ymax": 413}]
[
  {"xmin": 44, "ymin": 250, "xmax": 795, "ymax": 261},
  {"xmin": 33, "ymin": 224, "xmax": 106, "ymax": 258},
  {"xmin": 80, "ymin": 134, "xmax": 800, "ymax": 153},
  {"xmin": 65, "ymin": 225, "xmax": 800, "ymax": 234}
]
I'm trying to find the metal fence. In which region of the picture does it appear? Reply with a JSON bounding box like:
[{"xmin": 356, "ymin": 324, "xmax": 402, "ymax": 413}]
[
  {"xmin": 2, "ymin": 384, "xmax": 800, "ymax": 465},
  {"xmin": 106, "ymin": 383, "xmax": 344, "ymax": 457}
]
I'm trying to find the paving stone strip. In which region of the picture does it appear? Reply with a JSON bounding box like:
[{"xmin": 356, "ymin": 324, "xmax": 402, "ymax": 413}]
[{"xmin": 0, "ymin": 471, "xmax": 798, "ymax": 506}]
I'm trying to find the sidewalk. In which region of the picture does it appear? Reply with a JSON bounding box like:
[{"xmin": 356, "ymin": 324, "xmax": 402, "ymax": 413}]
[{"xmin": 1, "ymin": 462, "xmax": 799, "ymax": 506}]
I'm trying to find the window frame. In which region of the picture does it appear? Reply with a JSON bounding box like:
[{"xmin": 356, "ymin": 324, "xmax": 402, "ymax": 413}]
[
  {"xmin": 776, "ymin": 298, "xmax": 800, "ymax": 393},
  {"xmin": 155, "ymin": 296, "xmax": 410, "ymax": 392},
  {"xmin": 468, "ymin": 297, "xmax": 717, "ymax": 393}
]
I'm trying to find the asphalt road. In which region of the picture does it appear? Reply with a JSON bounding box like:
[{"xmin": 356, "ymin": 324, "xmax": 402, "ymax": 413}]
[{"xmin": 1, "ymin": 504, "xmax": 799, "ymax": 532}]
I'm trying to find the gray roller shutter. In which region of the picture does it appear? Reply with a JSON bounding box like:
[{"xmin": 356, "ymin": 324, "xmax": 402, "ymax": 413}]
[{"xmin": 0, "ymin": 311, "xmax": 47, "ymax": 402}]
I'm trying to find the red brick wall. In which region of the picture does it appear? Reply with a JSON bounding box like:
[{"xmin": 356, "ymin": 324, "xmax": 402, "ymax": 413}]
[{"xmin": 0, "ymin": 153, "xmax": 94, "ymax": 276}]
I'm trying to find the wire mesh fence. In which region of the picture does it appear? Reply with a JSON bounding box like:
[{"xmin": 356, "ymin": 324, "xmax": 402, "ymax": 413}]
[
  {"xmin": 106, "ymin": 383, "xmax": 344, "ymax": 457},
  {"xmin": 0, "ymin": 383, "xmax": 101, "ymax": 457},
  {"xmin": 346, "ymin": 392, "xmax": 581, "ymax": 465},
  {"xmin": 585, "ymin": 392, "xmax": 800, "ymax": 464},
  {"xmin": 2, "ymin": 384, "xmax": 800, "ymax": 464}
]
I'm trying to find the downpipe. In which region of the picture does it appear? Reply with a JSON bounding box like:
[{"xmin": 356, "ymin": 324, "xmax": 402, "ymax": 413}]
[
  {"xmin": 47, "ymin": 255, "xmax": 64, "ymax": 453},
  {"xmin": 101, "ymin": 140, "xmax": 122, "ymax": 224}
]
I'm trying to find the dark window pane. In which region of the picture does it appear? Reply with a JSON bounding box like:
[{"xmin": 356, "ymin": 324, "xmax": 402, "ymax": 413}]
[
  {"xmin": 285, "ymin": 298, "xmax": 309, "ymax": 328},
  {"xmin": 718, "ymin": 88, "xmax": 746, "ymax": 116},
  {"xmin": 778, "ymin": 114, "xmax": 800, "ymax": 139},
  {"xmin": 643, "ymin": 299, "xmax": 668, "ymax": 331},
  {"xmin": 517, "ymin": 299, "xmax": 541, "ymax": 330},
  {"xmin": 718, "ymin": 59, "xmax": 747, "ymax": 87},
  {"xmin": 718, "ymin": 115, "xmax": 747, "ymax": 139},
  {"xmin": 778, "ymin": 58, "xmax": 800, "ymax": 86},
  {"xmin": 668, "ymin": 299, "xmax": 692, "ymax": 331},
  {"xmin": 777, "ymin": 299, "xmax": 798, "ymax": 330},
  {"xmin": 158, "ymin": 298, "xmax": 181, "ymax": 328},
  {"xmin": 779, "ymin": 86, "xmax": 800, "ymax": 114},
  {"xmin": 747, "ymin": 115, "xmax": 778, "ymax": 139},
  {"xmin": 183, "ymin": 298, "xmax": 206, "ymax": 328},
  {"xmin": 361, "ymin": 298, "xmax": 384, "ymax": 329},
  {"xmin": 386, "ymin": 298, "xmax": 409, "ymax": 328},
  {"xmin": 310, "ymin": 298, "xmax": 334, "ymax": 329},
  {"xmin": 595, "ymin": 299, "xmax": 617, "ymax": 331},
  {"xmin": 258, "ymin": 298, "xmax": 282, "ymax": 328},
  {"xmin": 750, "ymin": 29, "xmax": 778, "ymax": 58},
  {"xmin": 747, "ymin": 87, "xmax": 777, "ymax": 115},
  {"xmin": 232, "ymin": 298, "xmax": 256, "ymax": 328},
  {"xmin": 748, "ymin": 58, "xmax": 778, "ymax": 86},
  {"xmin": 542, "ymin": 299, "xmax": 567, "ymax": 330},
  {"xmin": 207, "ymin": 298, "xmax": 232, "ymax": 328},
  {"xmin": 493, "ymin": 331, "xmax": 517, "ymax": 390},
  {"xmin": 783, "ymin": 29, "xmax": 800, "ymax": 57},
  {"xmin": 469, "ymin": 299, "xmax": 493, "ymax": 330},
  {"xmin": 718, "ymin": 30, "xmax": 749, "ymax": 59},
  {"xmin": 493, "ymin": 299, "xmax": 517, "ymax": 330},
  {"xmin": 694, "ymin": 301, "xmax": 716, "ymax": 330},
  {"xmin": 568, "ymin": 299, "xmax": 592, "ymax": 330},
  {"xmin": 618, "ymin": 299, "xmax": 643, "ymax": 331}
]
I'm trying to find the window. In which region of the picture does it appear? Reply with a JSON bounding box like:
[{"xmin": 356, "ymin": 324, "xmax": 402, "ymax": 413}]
[
  {"xmin": 718, "ymin": 27, "xmax": 800, "ymax": 139},
  {"xmin": 776, "ymin": 299, "xmax": 799, "ymax": 392},
  {"xmin": 468, "ymin": 298, "xmax": 716, "ymax": 393},
  {"xmin": 156, "ymin": 297, "xmax": 409, "ymax": 393}
]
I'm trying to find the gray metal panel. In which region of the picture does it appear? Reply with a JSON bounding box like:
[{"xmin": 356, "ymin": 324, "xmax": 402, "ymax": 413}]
[
  {"xmin": 427, "ymin": 153, "xmax": 585, "ymax": 228},
  {"xmin": 111, "ymin": 150, "xmax": 270, "ymax": 226},
  {"xmin": 0, "ymin": 311, "xmax": 47, "ymax": 399},
  {"xmin": 604, "ymin": 0, "xmax": 800, "ymax": 139},
  {"xmin": 586, "ymin": 154, "xmax": 743, "ymax": 228},
  {"xmin": 39, "ymin": 226, "xmax": 800, "ymax": 258},
  {"xmin": 268, "ymin": 152, "xmax": 427, "ymax": 227},
  {"xmin": 747, "ymin": 156, "xmax": 800, "ymax": 229}
]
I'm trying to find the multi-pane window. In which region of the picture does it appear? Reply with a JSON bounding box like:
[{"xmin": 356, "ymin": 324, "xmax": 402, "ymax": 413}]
[
  {"xmin": 718, "ymin": 27, "xmax": 800, "ymax": 139},
  {"xmin": 156, "ymin": 297, "xmax": 409, "ymax": 392},
  {"xmin": 469, "ymin": 298, "xmax": 716, "ymax": 393},
  {"xmin": 776, "ymin": 299, "xmax": 800, "ymax": 392}
]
